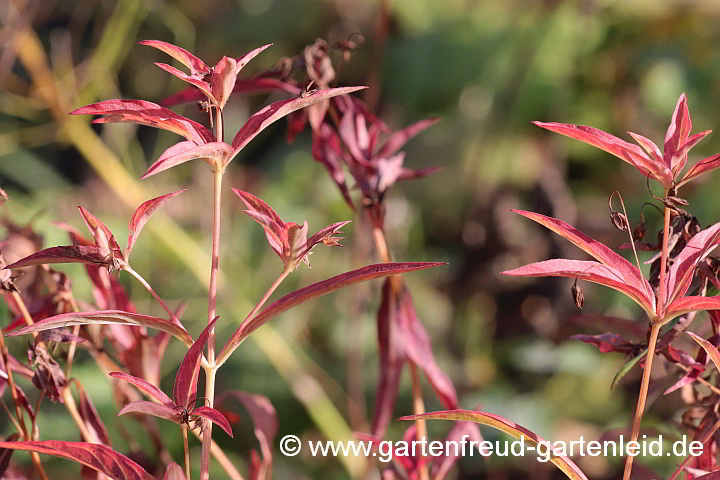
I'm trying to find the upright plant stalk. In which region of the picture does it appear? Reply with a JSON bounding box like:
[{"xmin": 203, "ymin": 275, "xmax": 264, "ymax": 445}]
[
  {"xmin": 201, "ymin": 105, "xmax": 224, "ymax": 480},
  {"xmin": 370, "ymin": 222, "xmax": 429, "ymax": 480},
  {"xmin": 623, "ymin": 198, "xmax": 672, "ymax": 480},
  {"xmin": 183, "ymin": 425, "xmax": 191, "ymax": 480}
]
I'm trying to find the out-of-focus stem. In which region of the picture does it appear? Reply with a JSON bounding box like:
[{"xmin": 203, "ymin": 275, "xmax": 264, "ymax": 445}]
[
  {"xmin": 183, "ymin": 426, "xmax": 191, "ymax": 480},
  {"xmin": 668, "ymin": 418, "xmax": 720, "ymax": 480},
  {"xmin": 124, "ymin": 266, "xmax": 179, "ymax": 324}
]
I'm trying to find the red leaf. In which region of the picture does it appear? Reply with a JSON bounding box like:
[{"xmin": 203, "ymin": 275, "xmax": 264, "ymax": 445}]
[
  {"xmin": 687, "ymin": 332, "xmax": 720, "ymax": 373},
  {"xmin": 433, "ymin": 420, "xmax": 483, "ymax": 480},
  {"xmin": 116, "ymin": 401, "xmax": 180, "ymax": 423},
  {"xmin": 679, "ymin": 153, "xmax": 720, "ymax": 186},
  {"xmin": 375, "ymin": 117, "xmax": 440, "ymax": 159},
  {"xmin": 154, "ymin": 63, "xmax": 214, "ymax": 100},
  {"xmin": 231, "ymin": 87, "xmax": 367, "ymax": 155},
  {"xmin": 666, "ymin": 296, "xmax": 720, "ymax": 320},
  {"xmin": 0, "ymin": 441, "xmax": 154, "ymax": 480},
  {"xmin": 159, "ymin": 78, "xmax": 300, "ymax": 107},
  {"xmin": 671, "ymin": 130, "xmax": 711, "ymax": 175},
  {"xmin": 126, "ymin": 190, "xmax": 186, "ymax": 258},
  {"xmin": 232, "ymin": 189, "xmax": 285, "ymax": 257},
  {"xmin": 141, "ymin": 142, "xmax": 234, "ymax": 178},
  {"xmin": 74, "ymin": 382, "xmax": 111, "ymax": 445},
  {"xmin": 4, "ymin": 245, "xmax": 110, "ymax": 269},
  {"xmin": 211, "ymin": 56, "xmax": 238, "ymax": 108},
  {"xmin": 138, "ymin": 40, "xmax": 209, "ymax": 75},
  {"xmin": 71, "ymin": 99, "xmax": 213, "ymax": 145},
  {"xmin": 533, "ymin": 121, "xmax": 672, "ymax": 187},
  {"xmin": 399, "ymin": 410, "xmax": 588, "ymax": 480},
  {"xmin": 216, "ymin": 390, "xmax": 277, "ymax": 444},
  {"xmin": 7, "ymin": 310, "xmax": 193, "ymax": 347},
  {"xmin": 571, "ymin": 333, "xmax": 634, "ymax": 353},
  {"xmin": 109, "ymin": 372, "xmax": 173, "ymax": 405},
  {"xmin": 312, "ymin": 125, "xmax": 354, "ymax": 208},
  {"xmin": 503, "ymin": 259, "xmax": 655, "ymax": 315},
  {"xmin": 233, "ymin": 44, "xmax": 273, "ymax": 75},
  {"xmin": 217, "ymin": 262, "xmax": 445, "ymax": 365},
  {"xmin": 173, "ymin": 316, "xmax": 219, "ymax": 407},
  {"xmin": 664, "ymin": 94, "xmax": 692, "ymax": 172},
  {"xmin": 666, "ymin": 221, "xmax": 720, "ymax": 305},
  {"xmin": 191, "ymin": 406, "xmax": 233, "ymax": 437}
]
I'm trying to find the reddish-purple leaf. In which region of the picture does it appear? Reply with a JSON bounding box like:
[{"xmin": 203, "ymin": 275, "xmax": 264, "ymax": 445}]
[
  {"xmin": 666, "ymin": 296, "xmax": 720, "ymax": 321},
  {"xmin": 7, "ymin": 310, "xmax": 192, "ymax": 347},
  {"xmin": 160, "ymin": 78, "xmax": 300, "ymax": 107},
  {"xmin": 126, "ymin": 190, "xmax": 187, "ymax": 258},
  {"xmin": 211, "ymin": 56, "xmax": 238, "ymax": 108},
  {"xmin": 666, "ymin": 221, "xmax": 720, "ymax": 305},
  {"xmin": 375, "ymin": 117, "xmax": 440, "ymax": 159},
  {"xmin": 571, "ymin": 333, "xmax": 634, "ymax": 354},
  {"xmin": 533, "ymin": 121, "xmax": 672, "ymax": 187},
  {"xmin": 138, "ymin": 40, "xmax": 209, "ymax": 75},
  {"xmin": 233, "ymin": 44, "xmax": 272, "ymax": 76},
  {"xmin": 232, "ymin": 189, "xmax": 285, "ymax": 256},
  {"xmin": 312, "ymin": 125, "xmax": 354, "ymax": 208},
  {"xmin": 174, "ymin": 316, "xmax": 219, "ymax": 407},
  {"xmin": 0, "ymin": 434, "xmax": 19, "ymax": 477},
  {"xmin": 71, "ymin": 100, "xmax": 213, "ymax": 145},
  {"xmin": 671, "ymin": 130, "xmax": 711, "ymax": 174},
  {"xmin": 4, "ymin": 245, "xmax": 110, "ymax": 269},
  {"xmin": 217, "ymin": 262, "xmax": 445, "ymax": 365},
  {"xmin": 503, "ymin": 259, "xmax": 655, "ymax": 315},
  {"xmin": 679, "ymin": 153, "xmax": 720, "ymax": 186},
  {"xmin": 687, "ymin": 332, "xmax": 720, "ymax": 374},
  {"xmin": 163, "ymin": 463, "xmax": 187, "ymax": 480},
  {"xmin": 117, "ymin": 401, "xmax": 180, "ymax": 422},
  {"xmin": 141, "ymin": 142, "xmax": 233, "ymax": 179},
  {"xmin": 433, "ymin": 421, "xmax": 483, "ymax": 480},
  {"xmin": 109, "ymin": 372, "xmax": 173, "ymax": 405},
  {"xmin": 399, "ymin": 410, "xmax": 588, "ymax": 480},
  {"xmin": 154, "ymin": 63, "xmax": 214, "ymax": 100},
  {"xmin": 191, "ymin": 406, "xmax": 233, "ymax": 437},
  {"xmin": 0, "ymin": 441, "xmax": 154, "ymax": 480},
  {"xmin": 216, "ymin": 391, "xmax": 277, "ymax": 447},
  {"xmin": 509, "ymin": 211, "xmax": 655, "ymax": 309},
  {"xmin": 73, "ymin": 381, "xmax": 111, "ymax": 445},
  {"xmin": 627, "ymin": 132, "xmax": 663, "ymax": 165},
  {"xmin": 664, "ymin": 94, "xmax": 692, "ymax": 171},
  {"xmin": 231, "ymin": 87, "xmax": 367, "ymax": 155}
]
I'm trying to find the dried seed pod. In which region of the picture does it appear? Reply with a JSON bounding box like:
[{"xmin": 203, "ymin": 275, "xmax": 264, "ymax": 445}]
[
  {"xmin": 571, "ymin": 278, "xmax": 584, "ymax": 309},
  {"xmin": 610, "ymin": 211, "xmax": 630, "ymax": 232}
]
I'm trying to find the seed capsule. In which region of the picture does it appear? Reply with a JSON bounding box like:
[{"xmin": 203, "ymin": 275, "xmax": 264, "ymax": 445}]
[{"xmin": 571, "ymin": 279, "xmax": 584, "ymax": 309}]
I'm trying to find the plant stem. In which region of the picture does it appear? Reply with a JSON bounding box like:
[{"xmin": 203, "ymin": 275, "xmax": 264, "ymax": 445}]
[
  {"xmin": 125, "ymin": 266, "xmax": 179, "ymax": 324},
  {"xmin": 623, "ymin": 197, "xmax": 672, "ymax": 480},
  {"xmin": 183, "ymin": 425, "xmax": 191, "ymax": 480},
  {"xmin": 668, "ymin": 418, "xmax": 720, "ymax": 480}
]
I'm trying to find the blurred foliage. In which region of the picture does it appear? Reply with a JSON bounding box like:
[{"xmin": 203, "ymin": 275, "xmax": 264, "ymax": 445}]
[{"xmin": 3, "ymin": 0, "xmax": 720, "ymax": 478}]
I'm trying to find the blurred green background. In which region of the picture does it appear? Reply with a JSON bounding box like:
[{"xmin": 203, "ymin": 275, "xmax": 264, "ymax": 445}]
[{"xmin": 3, "ymin": 0, "xmax": 720, "ymax": 478}]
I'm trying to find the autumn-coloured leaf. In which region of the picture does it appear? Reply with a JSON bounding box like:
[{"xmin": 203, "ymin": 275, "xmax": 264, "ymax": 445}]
[
  {"xmin": 138, "ymin": 40, "xmax": 209, "ymax": 75},
  {"xmin": 109, "ymin": 372, "xmax": 173, "ymax": 405},
  {"xmin": 7, "ymin": 310, "xmax": 193, "ymax": 347},
  {"xmin": 117, "ymin": 401, "xmax": 179, "ymax": 422},
  {"xmin": 688, "ymin": 332, "xmax": 720, "ymax": 374},
  {"xmin": 174, "ymin": 316, "xmax": 219, "ymax": 408},
  {"xmin": 217, "ymin": 390, "xmax": 277, "ymax": 464},
  {"xmin": 665, "ymin": 296, "xmax": 720, "ymax": 322},
  {"xmin": 70, "ymin": 100, "xmax": 213, "ymax": 145},
  {"xmin": 678, "ymin": 153, "xmax": 720, "ymax": 186},
  {"xmin": 231, "ymin": 87, "xmax": 367, "ymax": 154},
  {"xmin": 191, "ymin": 406, "xmax": 233, "ymax": 437},
  {"xmin": 399, "ymin": 410, "xmax": 588, "ymax": 480},
  {"xmin": 217, "ymin": 262, "xmax": 445, "ymax": 365},
  {"xmin": 571, "ymin": 333, "xmax": 635, "ymax": 354},
  {"xmin": 666, "ymin": 221, "xmax": 720, "ymax": 305},
  {"xmin": 154, "ymin": 62, "xmax": 214, "ymax": 101},
  {"xmin": 126, "ymin": 190, "xmax": 186, "ymax": 258},
  {"xmin": 0, "ymin": 441, "xmax": 154, "ymax": 480},
  {"xmin": 72, "ymin": 381, "xmax": 111, "ymax": 445},
  {"xmin": 159, "ymin": 78, "xmax": 300, "ymax": 107},
  {"xmin": 163, "ymin": 463, "xmax": 187, "ymax": 480},
  {"xmin": 4, "ymin": 245, "xmax": 110, "ymax": 269},
  {"xmin": 141, "ymin": 142, "xmax": 234, "ymax": 179},
  {"xmin": 375, "ymin": 117, "xmax": 440, "ymax": 159},
  {"xmin": 0, "ymin": 434, "xmax": 18, "ymax": 477},
  {"xmin": 665, "ymin": 94, "xmax": 692, "ymax": 172}
]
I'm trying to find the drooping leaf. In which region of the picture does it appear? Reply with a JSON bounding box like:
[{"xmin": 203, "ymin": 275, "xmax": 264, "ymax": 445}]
[
  {"xmin": 109, "ymin": 372, "xmax": 173, "ymax": 405},
  {"xmin": 399, "ymin": 411, "xmax": 588, "ymax": 480},
  {"xmin": 571, "ymin": 333, "xmax": 634, "ymax": 354},
  {"xmin": 191, "ymin": 406, "xmax": 233, "ymax": 437},
  {"xmin": 687, "ymin": 332, "xmax": 720, "ymax": 373},
  {"xmin": 126, "ymin": 190, "xmax": 187, "ymax": 258},
  {"xmin": 138, "ymin": 40, "xmax": 209, "ymax": 75},
  {"xmin": 70, "ymin": 100, "xmax": 213, "ymax": 145},
  {"xmin": 117, "ymin": 401, "xmax": 180, "ymax": 422},
  {"xmin": 217, "ymin": 262, "xmax": 444, "ymax": 364},
  {"xmin": 231, "ymin": 87, "xmax": 367, "ymax": 155},
  {"xmin": 173, "ymin": 316, "xmax": 219, "ymax": 407},
  {"xmin": 0, "ymin": 441, "xmax": 154, "ymax": 480},
  {"xmin": 7, "ymin": 311, "xmax": 192, "ymax": 347},
  {"xmin": 5, "ymin": 245, "xmax": 111, "ymax": 269},
  {"xmin": 141, "ymin": 142, "xmax": 234, "ymax": 179},
  {"xmin": 216, "ymin": 390, "xmax": 277, "ymax": 445}
]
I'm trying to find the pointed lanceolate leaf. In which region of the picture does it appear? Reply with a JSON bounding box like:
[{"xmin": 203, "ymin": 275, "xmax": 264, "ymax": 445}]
[
  {"xmin": 126, "ymin": 190, "xmax": 186, "ymax": 258},
  {"xmin": 117, "ymin": 401, "xmax": 180, "ymax": 422},
  {"xmin": 503, "ymin": 259, "xmax": 655, "ymax": 315},
  {"xmin": 109, "ymin": 372, "xmax": 173, "ymax": 405},
  {"xmin": 160, "ymin": 78, "xmax": 299, "ymax": 107},
  {"xmin": 234, "ymin": 44, "xmax": 273, "ymax": 76},
  {"xmin": 138, "ymin": 40, "xmax": 209, "ymax": 75},
  {"xmin": 141, "ymin": 142, "xmax": 234, "ymax": 178},
  {"xmin": 533, "ymin": 121, "xmax": 672, "ymax": 187},
  {"xmin": 232, "ymin": 189, "xmax": 285, "ymax": 256},
  {"xmin": 4, "ymin": 245, "xmax": 111, "ymax": 269},
  {"xmin": 217, "ymin": 262, "xmax": 445, "ymax": 364},
  {"xmin": 399, "ymin": 411, "xmax": 588, "ymax": 480},
  {"xmin": 7, "ymin": 310, "xmax": 192, "ymax": 347},
  {"xmin": 71, "ymin": 100, "xmax": 213, "ymax": 145},
  {"xmin": 665, "ymin": 94, "xmax": 692, "ymax": 171},
  {"xmin": 231, "ymin": 87, "xmax": 367, "ymax": 155},
  {"xmin": 174, "ymin": 316, "xmax": 220, "ymax": 407},
  {"xmin": 154, "ymin": 63, "xmax": 214, "ymax": 101},
  {"xmin": 191, "ymin": 406, "xmax": 233, "ymax": 437},
  {"xmin": 679, "ymin": 153, "xmax": 720, "ymax": 186},
  {"xmin": 666, "ymin": 221, "xmax": 720, "ymax": 305},
  {"xmin": 671, "ymin": 130, "xmax": 711, "ymax": 175},
  {"xmin": 211, "ymin": 57, "xmax": 238, "ymax": 109},
  {"xmin": 0, "ymin": 441, "xmax": 154, "ymax": 480},
  {"xmin": 666, "ymin": 296, "xmax": 720, "ymax": 322},
  {"xmin": 375, "ymin": 117, "xmax": 440, "ymax": 159},
  {"xmin": 687, "ymin": 332, "xmax": 720, "ymax": 374}
]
